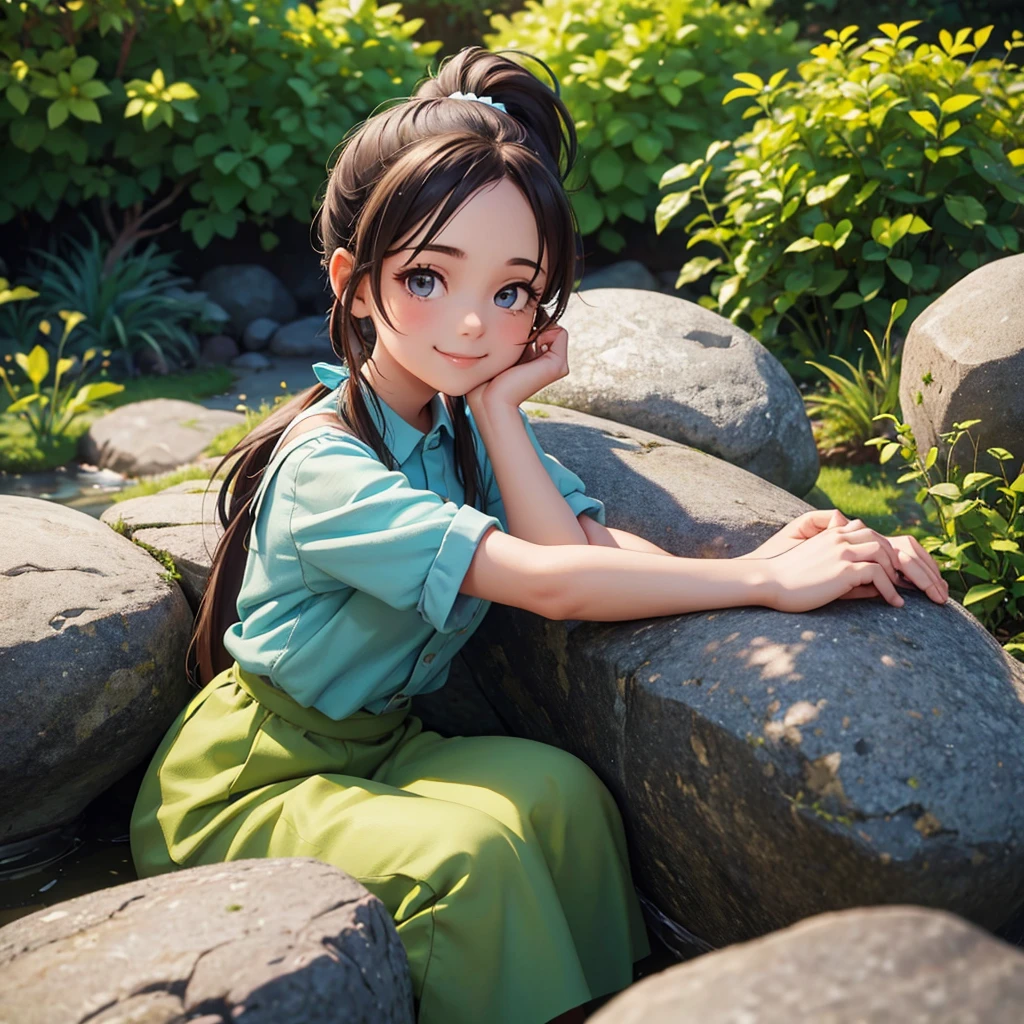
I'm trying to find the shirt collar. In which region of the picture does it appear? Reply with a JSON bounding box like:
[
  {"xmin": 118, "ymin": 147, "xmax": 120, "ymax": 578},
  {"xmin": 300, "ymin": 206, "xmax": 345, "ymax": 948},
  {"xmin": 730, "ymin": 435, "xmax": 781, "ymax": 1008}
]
[{"xmin": 311, "ymin": 361, "xmax": 454, "ymax": 465}]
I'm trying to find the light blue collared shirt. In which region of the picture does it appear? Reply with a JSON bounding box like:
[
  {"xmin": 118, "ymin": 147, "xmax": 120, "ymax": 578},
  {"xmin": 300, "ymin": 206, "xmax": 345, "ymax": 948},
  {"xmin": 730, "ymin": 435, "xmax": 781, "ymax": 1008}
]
[{"xmin": 222, "ymin": 362, "xmax": 606, "ymax": 720}]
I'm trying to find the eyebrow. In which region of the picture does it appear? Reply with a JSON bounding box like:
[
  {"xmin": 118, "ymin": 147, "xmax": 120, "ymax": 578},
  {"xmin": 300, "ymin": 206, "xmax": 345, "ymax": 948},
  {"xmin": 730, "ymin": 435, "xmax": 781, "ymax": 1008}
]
[{"xmin": 401, "ymin": 243, "xmax": 543, "ymax": 272}]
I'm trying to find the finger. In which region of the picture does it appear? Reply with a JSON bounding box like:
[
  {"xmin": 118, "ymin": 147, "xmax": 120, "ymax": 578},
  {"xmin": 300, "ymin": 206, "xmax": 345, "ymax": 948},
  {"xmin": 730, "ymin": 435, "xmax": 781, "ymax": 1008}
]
[
  {"xmin": 892, "ymin": 545, "xmax": 948, "ymax": 603},
  {"xmin": 839, "ymin": 520, "xmax": 902, "ymax": 578},
  {"xmin": 842, "ymin": 539, "xmax": 902, "ymax": 589},
  {"xmin": 851, "ymin": 562, "xmax": 904, "ymax": 607},
  {"xmin": 906, "ymin": 535, "xmax": 949, "ymax": 597},
  {"xmin": 798, "ymin": 508, "xmax": 848, "ymax": 537}
]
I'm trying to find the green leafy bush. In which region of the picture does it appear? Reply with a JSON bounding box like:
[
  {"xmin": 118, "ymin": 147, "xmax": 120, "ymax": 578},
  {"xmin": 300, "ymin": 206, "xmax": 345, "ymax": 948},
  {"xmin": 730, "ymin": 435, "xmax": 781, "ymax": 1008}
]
[
  {"xmin": 867, "ymin": 414, "xmax": 1024, "ymax": 660},
  {"xmin": 0, "ymin": 305, "xmax": 124, "ymax": 446},
  {"xmin": 768, "ymin": 0, "xmax": 1018, "ymax": 40},
  {"xmin": 2, "ymin": 224, "xmax": 210, "ymax": 374},
  {"xmin": 485, "ymin": 0, "xmax": 807, "ymax": 254},
  {"xmin": 0, "ymin": 0, "xmax": 440, "ymax": 254},
  {"xmin": 804, "ymin": 299, "xmax": 903, "ymax": 456},
  {"xmin": 656, "ymin": 21, "xmax": 1024, "ymax": 378}
]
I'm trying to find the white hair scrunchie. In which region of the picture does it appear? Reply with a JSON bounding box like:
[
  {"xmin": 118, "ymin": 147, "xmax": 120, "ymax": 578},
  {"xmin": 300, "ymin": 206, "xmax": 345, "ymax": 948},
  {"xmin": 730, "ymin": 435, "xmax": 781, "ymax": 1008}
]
[{"xmin": 448, "ymin": 90, "xmax": 507, "ymax": 113}]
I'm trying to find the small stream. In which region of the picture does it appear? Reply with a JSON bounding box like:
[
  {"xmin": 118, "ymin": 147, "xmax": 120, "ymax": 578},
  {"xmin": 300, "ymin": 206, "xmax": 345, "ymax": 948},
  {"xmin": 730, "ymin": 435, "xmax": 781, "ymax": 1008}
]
[{"xmin": 0, "ymin": 462, "xmax": 132, "ymax": 519}]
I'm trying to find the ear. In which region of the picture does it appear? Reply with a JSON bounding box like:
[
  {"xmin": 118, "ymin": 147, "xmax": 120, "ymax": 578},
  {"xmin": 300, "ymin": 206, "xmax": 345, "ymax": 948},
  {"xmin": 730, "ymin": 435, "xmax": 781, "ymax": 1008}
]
[{"xmin": 328, "ymin": 247, "xmax": 372, "ymax": 318}]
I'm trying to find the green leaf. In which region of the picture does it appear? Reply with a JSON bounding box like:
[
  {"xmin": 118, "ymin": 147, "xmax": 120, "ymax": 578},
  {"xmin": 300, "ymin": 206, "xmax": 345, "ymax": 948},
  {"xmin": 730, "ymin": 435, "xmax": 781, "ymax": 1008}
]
[
  {"xmin": 909, "ymin": 110, "xmax": 938, "ymax": 136},
  {"xmin": 261, "ymin": 142, "xmax": 293, "ymax": 172},
  {"xmin": 940, "ymin": 94, "xmax": 980, "ymax": 115},
  {"xmin": 47, "ymin": 100, "xmax": 68, "ymax": 130},
  {"xmin": 67, "ymin": 98, "xmax": 101, "ymax": 123},
  {"xmin": 214, "ymin": 151, "xmax": 244, "ymax": 175},
  {"xmin": 887, "ymin": 258, "xmax": 913, "ymax": 284},
  {"xmin": 854, "ymin": 180, "xmax": 881, "ymax": 205},
  {"xmin": 928, "ymin": 483, "xmax": 962, "ymax": 499},
  {"xmin": 833, "ymin": 291, "xmax": 864, "ymax": 309},
  {"xmin": 784, "ymin": 237, "xmax": 820, "ymax": 253},
  {"xmin": 632, "ymin": 134, "xmax": 663, "ymax": 164},
  {"xmin": 963, "ymin": 583, "xmax": 1006, "ymax": 607},
  {"xmin": 943, "ymin": 194, "xmax": 987, "ymax": 228},
  {"xmin": 572, "ymin": 190, "xmax": 604, "ymax": 235},
  {"xmin": 6, "ymin": 85, "xmax": 30, "ymax": 115},
  {"xmin": 590, "ymin": 149, "xmax": 625, "ymax": 192},
  {"xmin": 733, "ymin": 73, "xmax": 764, "ymax": 90},
  {"xmin": 26, "ymin": 344, "xmax": 49, "ymax": 384},
  {"xmin": 806, "ymin": 173, "xmax": 851, "ymax": 206},
  {"xmin": 880, "ymin": 441, "xmax": 901, "ymax": 463},
  {"xmin": 655, "ymin": 189, "xmax": 694, "ymax": 233},
  {"xmin": 676, "ymin": 257, "xmax": 722, "ymax": 287}
]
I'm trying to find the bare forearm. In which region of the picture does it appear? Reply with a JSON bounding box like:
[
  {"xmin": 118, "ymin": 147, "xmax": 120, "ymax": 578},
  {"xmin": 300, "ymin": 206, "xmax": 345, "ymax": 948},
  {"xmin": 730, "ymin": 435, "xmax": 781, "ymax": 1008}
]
[
  {"xmin": 545, "ymin": 544, "xmax": 775, "ymax": 620},
  {"xmin": 578, "ymin": 514, "xmax": 673, "ymax": 556},
  {"xmin": 473, "ymin": 402, "xmax": 586, "ymax": 545}
]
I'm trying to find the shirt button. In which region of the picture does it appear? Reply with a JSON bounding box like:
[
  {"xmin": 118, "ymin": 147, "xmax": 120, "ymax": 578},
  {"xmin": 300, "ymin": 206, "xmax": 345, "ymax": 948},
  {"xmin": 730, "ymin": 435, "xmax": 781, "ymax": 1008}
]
[
  {"xmin": 423, "ymin": 653, "xmax": 435, "ymax": 663},
  {"xmin": 426, "ymin": 437, "xmax": 440, "ymax": 450}
]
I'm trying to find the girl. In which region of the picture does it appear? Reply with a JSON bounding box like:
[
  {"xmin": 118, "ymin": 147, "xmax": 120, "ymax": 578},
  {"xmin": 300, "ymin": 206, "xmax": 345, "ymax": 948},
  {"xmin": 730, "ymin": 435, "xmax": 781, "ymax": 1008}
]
[{"xmin": 130, "ymin": 45, "xmax": 949, "ymax": 1024}]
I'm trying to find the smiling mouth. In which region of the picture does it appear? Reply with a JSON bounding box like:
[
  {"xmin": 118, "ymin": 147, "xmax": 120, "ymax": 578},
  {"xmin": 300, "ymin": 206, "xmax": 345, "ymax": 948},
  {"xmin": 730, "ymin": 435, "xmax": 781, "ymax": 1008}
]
[{"xmin": 435, "ymin": 348, "xmax": 486, "ymax": 361}]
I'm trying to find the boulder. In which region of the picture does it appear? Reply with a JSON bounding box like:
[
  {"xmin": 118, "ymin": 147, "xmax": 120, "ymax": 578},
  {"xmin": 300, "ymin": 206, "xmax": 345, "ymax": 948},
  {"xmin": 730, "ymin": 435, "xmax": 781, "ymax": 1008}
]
[
  {"xmin": 0, "ymin": 858, "xmax": 414, "ymax": 1024},
  {"xmin": 455, "ymin": 404, "xmax": 1024, "ymax": 948},
  {"xmin": 535, "ymin": 288, "xmax": 819, "ymax": 496},
  {"xmin": 199, "ymin": 333, "xmax": 240, "ymax": 366},
  {"xmin": 270, "ymin": 315, "xmax": 333, "ymax": 358},
  {"xmin": 232, "ymin": 351, "xmax": 273, "ymax": 371},
  {"xmin": 199, "ymin": 265, "xmax": 297, "ymax": 336},
  {"xmin": 579, "ymin": 260, "xmax": 661, "ymax": 292},
  {"xmin": 243, "ymin": 316, "xmax": 280, "ymax": 352},
  {"xmin": 80, "ymin": 399, "xmax": 244, "ymax": 477},
  {"xmin": 900, "ymin": 253, "xmax": 1024, "ymax": 477},
  {"xmin": 98, "ymin": 405, "xmax": 1024, "ymax": 948},
  {"xmin": 101, "ymin": 486, "xmax": 225, "ymax": 610},
  {"xmin": 591, "ymin": 906, "xmax": 1024, "ymax": 1023},
  {"xmin": 0, "ymin": 497, "xmax": 193, "ymax": 845}
]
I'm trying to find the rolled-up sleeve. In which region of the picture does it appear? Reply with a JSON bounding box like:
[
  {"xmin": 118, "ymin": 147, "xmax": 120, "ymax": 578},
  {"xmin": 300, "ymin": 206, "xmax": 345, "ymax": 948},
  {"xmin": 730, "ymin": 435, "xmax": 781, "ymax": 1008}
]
[
  {"xmin": 483, "ymin": 408, "xmax": 606, "ymax": 527},
  {"xmin": 288, "ymin": 442, "xmax": 503, "ymax": 633}
]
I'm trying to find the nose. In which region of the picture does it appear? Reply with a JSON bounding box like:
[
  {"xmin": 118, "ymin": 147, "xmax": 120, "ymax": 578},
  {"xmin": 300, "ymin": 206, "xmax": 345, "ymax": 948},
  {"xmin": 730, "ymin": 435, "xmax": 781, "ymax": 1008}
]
[{"xmin": 459, "ymin": 308, "xmax": 485, "ymax": 339}]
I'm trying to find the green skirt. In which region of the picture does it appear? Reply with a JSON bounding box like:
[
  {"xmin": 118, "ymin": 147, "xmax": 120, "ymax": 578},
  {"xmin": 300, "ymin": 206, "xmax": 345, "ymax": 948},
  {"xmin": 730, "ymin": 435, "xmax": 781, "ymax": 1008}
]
[{"xmin": 130, "ymin": 663, "xmax": 650, "ymax": 1024}]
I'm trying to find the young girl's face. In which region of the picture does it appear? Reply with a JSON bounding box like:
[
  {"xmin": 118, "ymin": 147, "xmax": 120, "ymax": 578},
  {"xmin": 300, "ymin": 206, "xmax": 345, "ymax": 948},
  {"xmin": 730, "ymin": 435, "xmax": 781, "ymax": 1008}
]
[{"xmin": 352, "ymin": 176, "xmax": 550, "ymax": 398}]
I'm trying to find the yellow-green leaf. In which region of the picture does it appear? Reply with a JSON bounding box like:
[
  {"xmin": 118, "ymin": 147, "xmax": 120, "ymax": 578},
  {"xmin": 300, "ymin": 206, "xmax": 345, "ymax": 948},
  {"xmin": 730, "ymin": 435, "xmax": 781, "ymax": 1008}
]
[
  {"xmin": 973, "ymin": 25, "xmax": 994, "ymax": 50},
  {"xmin": 909, "ymin": 110, "xmax": 938, "ymax": 135},
  {"xmin": 940, "ymin": 94, "xmax": 979, "ymax": 115},
  {"xmin": 723, "ymin": 87, "xmax": 759, "ymax": 105},
  {"xmin": 733, "ymin": 72, "xmax": 764, "ymax": 90},
  {"xmin": 963, "ymin": 583, "xmax": 1005, "ymax": 607},
  {"xmin": 25, "ymin": 344, "xmax": 49, "ymax": 384}
]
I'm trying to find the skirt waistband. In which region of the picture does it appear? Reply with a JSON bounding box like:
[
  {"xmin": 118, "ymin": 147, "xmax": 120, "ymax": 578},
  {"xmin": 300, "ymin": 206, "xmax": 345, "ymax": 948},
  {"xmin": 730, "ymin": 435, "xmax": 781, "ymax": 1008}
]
[{"xmin": 232, "ymin": 664, "xmax": 411, "ymax": 740}]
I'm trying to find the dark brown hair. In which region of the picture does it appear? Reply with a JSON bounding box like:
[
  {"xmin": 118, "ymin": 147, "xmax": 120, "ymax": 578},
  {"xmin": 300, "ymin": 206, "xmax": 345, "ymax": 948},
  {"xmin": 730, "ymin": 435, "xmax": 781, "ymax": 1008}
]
[{"xmin": 189, "ymin": 45, "xmax": 583, "ymax": 686}]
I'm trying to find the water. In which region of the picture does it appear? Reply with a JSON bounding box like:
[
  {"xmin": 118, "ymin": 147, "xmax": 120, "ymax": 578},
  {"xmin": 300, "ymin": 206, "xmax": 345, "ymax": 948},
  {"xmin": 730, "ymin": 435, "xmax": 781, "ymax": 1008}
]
[
  {"xmin": 0, "ymin": 763, "xmax": 144, "ymax": 928},
  {"xmin": 0, "ymin": 462, "xmax": 132, "ymax": 518}
]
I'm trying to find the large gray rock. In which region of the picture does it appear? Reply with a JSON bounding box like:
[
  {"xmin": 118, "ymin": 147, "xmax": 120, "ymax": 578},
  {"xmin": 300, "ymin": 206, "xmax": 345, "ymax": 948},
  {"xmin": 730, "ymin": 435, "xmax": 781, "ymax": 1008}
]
[
  {"xmin": 243, "ymin": 315, "xmax": 280, "ymax": 352},
  {"xmin": 80, "ymin": 399, "xmax": 244, "ymax": 476},
  {"xmin": 98, "ymin": 405, "xmax": 1024, "ymax": 949},
  {"xmin": 535, "ymin": 288, "xmax": 819, "ymax": 496},
  {"xmin": 270, "ymin": 315, "xmax": 332, "ymax": 358},
  {"xmin": 579, "ymin": 259, "xmax": 661, "ymax": 292},
  {"xmin": 101, "ymin": 486, "xmax": 225, "ymax": 610},
  {"xmin": 900, "ymin": 253, "xmax": 1024, "ymax": 477},
  {"xmin": 456, "ymin": 404, "xmax": 1024, "ymax": 948},
  {"xmin": 0, "ymin": 497, "xmax": 193, "ymax": 845},
  {"xmin": 199, "ymin": 264, "xmax": 297, "ymax": 335},
  {"xmin": 591, "ymin": 906, "xmax": 1024, "ymax": 1023},
  {"xmin": 0, "ymin": 858, "xmax": 414, "ymax": 1024}
]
